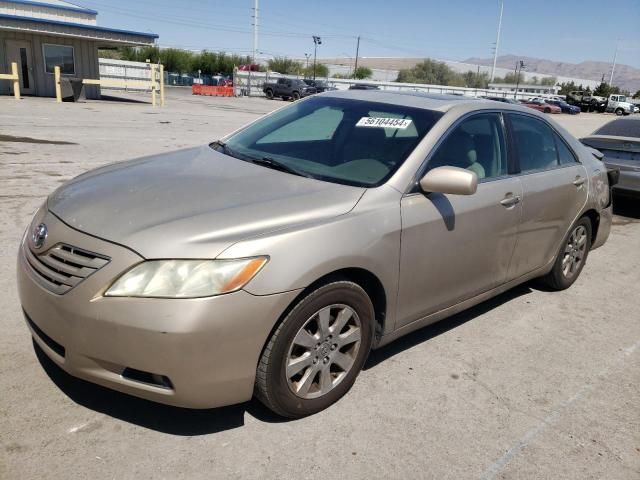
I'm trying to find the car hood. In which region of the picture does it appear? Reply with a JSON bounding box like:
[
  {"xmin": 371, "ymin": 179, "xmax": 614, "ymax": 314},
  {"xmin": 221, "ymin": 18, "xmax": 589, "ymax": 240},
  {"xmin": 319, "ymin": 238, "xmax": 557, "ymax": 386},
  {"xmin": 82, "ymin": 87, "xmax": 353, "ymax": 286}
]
[{"xmin": 48, "ymin": 146, "xmax": 365, "ymax": 259}]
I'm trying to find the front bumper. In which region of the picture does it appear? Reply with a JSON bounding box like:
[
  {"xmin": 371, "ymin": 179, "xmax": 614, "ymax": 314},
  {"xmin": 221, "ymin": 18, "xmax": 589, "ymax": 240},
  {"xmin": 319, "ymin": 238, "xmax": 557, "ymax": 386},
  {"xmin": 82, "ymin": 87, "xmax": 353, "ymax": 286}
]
[{"xmin": 18, "ymin": 209, "xmax": 300, "ymax": 408}]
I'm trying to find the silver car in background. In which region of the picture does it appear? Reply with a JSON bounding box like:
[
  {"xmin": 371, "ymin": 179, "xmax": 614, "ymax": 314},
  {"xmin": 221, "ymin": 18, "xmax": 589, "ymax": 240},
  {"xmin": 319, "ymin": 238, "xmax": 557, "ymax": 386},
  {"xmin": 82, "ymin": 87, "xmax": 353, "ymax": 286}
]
[
  {"xmin": 18, "ymin": 91, "xmax": 612, "ymax": 418},
  {"xmin": 581, "ymin": 116, "xmax": 640, "ymax": 197}
]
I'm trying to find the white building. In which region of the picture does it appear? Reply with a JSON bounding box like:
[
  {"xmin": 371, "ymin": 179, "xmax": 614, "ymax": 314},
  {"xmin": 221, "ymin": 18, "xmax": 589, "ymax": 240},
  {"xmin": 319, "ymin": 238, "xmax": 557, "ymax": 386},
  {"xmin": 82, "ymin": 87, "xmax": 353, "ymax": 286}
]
[{"xmin": 0, "ymin": 0, "xmax": 158, "ymax": 98}]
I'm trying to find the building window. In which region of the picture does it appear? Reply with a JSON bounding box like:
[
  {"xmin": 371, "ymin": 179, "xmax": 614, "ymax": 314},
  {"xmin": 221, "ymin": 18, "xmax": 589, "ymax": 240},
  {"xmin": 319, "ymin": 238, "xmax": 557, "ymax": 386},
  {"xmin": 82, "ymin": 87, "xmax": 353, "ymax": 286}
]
[{"xmin": 43, "ymin": 44, "xmax": 75, "ymax": 75}]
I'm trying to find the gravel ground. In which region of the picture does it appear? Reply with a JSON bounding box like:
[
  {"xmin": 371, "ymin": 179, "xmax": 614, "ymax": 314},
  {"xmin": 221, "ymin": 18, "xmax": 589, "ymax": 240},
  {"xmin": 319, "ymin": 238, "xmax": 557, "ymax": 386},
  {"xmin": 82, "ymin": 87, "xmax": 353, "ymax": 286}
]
[{"xmin": 1, "ymin": 89, "xmax": 639, "ymax": 480}]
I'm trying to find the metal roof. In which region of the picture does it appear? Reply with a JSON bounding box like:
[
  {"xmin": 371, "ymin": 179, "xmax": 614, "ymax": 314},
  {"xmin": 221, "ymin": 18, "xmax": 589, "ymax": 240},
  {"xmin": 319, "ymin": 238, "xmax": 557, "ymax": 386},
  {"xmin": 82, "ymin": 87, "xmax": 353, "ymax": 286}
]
[
  {"xmin": 0, "ymin": 12, "xmax": 158, "ymax": 44},
  {"xmin": 3, "ymin": 0, "xmax": 97, "ymax": 15}
]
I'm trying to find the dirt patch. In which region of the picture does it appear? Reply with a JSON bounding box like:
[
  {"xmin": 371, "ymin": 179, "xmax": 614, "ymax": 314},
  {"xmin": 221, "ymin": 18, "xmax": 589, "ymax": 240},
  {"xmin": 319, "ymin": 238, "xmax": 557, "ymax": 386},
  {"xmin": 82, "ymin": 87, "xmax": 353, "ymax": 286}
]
[{"xmin": 0, "ymin": 135, "xmax": 76, "ymax": 145}]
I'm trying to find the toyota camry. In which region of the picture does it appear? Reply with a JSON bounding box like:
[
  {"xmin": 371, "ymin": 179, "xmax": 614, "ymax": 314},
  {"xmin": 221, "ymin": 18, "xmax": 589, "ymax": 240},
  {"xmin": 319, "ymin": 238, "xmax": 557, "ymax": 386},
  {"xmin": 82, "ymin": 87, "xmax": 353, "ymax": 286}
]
[{"xmin": 18, "ymin": 91, "xmax": 613, "ymax": 418}]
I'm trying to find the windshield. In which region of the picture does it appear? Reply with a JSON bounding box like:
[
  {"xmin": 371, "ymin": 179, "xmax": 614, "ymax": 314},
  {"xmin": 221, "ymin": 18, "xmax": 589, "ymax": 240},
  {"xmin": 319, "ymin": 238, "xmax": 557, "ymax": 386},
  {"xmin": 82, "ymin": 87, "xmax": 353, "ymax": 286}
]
[{"xmin": 219, "ymin": 96, "xmax": 443, "ymax": 187}]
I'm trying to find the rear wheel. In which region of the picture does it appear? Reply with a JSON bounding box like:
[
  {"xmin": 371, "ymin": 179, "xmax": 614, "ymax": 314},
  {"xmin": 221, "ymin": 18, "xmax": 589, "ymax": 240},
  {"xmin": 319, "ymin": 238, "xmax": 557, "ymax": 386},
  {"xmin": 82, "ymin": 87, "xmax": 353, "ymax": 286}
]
[
  {"xmin": 544, "ymin": 107, "xmax": 551, "ymax": 114},
  {"xmin": 615, "ymin": 108, "xmax": 624, "ymax": 116},
  {"xmin": 539, "ymin": 217, "xmax": 592, "ymax": 291},
  {"xmin": 265, "ymin": 89, "xmax": 274, "ymax": 99},
  {"xmin": 291, "ymin": 91, "xmax": 301, "ymax": 101},
  {"xmin": 255, "ymin": 281, "xmax": 374, "ymax": 418}
]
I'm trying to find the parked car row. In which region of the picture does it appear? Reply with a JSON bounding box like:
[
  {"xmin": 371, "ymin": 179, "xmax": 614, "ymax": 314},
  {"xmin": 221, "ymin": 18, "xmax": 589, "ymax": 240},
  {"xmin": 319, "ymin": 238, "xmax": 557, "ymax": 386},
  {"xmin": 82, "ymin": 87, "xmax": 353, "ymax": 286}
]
[{"xmin": 485, "ymin": 94, "xmax": 639, "ymax": 116}]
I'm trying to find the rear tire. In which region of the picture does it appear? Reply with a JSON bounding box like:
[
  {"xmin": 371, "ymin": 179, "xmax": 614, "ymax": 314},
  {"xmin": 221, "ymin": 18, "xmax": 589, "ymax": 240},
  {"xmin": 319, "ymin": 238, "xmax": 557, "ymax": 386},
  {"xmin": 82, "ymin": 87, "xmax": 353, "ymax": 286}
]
[
  {"xmin": 615, "ymin": 108, "xmax": 624, "ymax": 116},
  {"xmin": 544, "ymin": 107, "xmax": 551, "ymax": 114},
  {"xmin": 291, "ymin": 91, "xmax": 301, "ymax": 101},
  {"xmin": 255, "ymin": 281, "xmax": 374, "ymax": 418},
  {"xmin": 539, "ymin": 217, "xmax": 592, "ymax": 291},
  {"xmin": 265, "ymin": 89, "xmax": 274, "ymax": 99}
]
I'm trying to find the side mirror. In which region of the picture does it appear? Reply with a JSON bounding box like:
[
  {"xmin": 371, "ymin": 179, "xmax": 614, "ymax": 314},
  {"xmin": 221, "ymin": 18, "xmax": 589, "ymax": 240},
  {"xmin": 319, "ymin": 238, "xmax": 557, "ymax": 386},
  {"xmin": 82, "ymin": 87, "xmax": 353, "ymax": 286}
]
[{"xmin": 419, "ymin": 166, "xmax": 478, "ymax": 196}]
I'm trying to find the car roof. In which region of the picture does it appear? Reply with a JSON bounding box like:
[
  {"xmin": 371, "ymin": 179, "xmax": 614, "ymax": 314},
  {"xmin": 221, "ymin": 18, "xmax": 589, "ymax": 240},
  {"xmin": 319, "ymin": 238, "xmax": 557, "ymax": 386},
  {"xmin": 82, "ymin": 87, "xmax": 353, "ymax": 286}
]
[
  {"xmin": 322, "ymin": 89, "xmax": 482, "ymax": 112},
  {"xmin": 320, "ymin": 89, "xmax": 551, "ymax": 115}
]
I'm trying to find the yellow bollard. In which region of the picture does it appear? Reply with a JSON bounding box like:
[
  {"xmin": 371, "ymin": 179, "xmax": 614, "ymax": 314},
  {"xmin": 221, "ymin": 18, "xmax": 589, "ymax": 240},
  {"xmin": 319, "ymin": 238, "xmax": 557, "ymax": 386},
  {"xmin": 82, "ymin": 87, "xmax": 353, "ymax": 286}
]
[
  {"xmin": 150, "ymin": 64, "xmax": 157, "ymax": 107},
  {"xmin": 54, "ymin": 66, "xmax": 62, "ymax": 103},
  {"xmin": 159, "ymin": 64, "xmax": 165, "ymax": 107},
  {"xmin": 11, "ymin": 62, "xmax": 20, "ymax": 99}
]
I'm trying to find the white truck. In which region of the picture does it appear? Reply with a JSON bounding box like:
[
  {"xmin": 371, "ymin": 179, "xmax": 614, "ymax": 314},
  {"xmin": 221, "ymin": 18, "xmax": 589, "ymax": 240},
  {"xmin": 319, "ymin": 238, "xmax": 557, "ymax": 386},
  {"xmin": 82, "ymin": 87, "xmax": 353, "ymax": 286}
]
[{"xmin": 605, "ymin": 94, "xmax": 636, "ymax": 116}]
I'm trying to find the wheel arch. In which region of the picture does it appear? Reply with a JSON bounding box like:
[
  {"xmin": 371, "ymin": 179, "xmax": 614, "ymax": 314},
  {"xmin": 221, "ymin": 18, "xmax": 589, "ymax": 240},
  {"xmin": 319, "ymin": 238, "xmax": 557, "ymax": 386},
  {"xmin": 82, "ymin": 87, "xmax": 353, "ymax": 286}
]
[
  {"xmin": 262, "ymin": 267, "xmax": 388, "ymax": 351},
  {"xmin": 581, "ymin": 208, "xmax": 600, "ymax": 247}
]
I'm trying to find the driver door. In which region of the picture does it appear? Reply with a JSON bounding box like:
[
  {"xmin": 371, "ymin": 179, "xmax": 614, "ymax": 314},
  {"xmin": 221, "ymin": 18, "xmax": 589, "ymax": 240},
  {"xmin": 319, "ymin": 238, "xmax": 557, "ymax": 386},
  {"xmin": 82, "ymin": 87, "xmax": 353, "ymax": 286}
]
[{"xmin": 396, "ymin": 112, "xmax": 523, "ymax": 328}]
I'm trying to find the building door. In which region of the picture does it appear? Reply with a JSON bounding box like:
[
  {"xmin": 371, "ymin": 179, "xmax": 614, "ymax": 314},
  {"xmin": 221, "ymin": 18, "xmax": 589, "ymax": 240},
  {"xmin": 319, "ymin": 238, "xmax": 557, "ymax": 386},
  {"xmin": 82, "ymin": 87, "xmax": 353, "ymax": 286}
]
[{"xmin": 6, "ymin": 40, "xmax": 35, "ymax": 95}]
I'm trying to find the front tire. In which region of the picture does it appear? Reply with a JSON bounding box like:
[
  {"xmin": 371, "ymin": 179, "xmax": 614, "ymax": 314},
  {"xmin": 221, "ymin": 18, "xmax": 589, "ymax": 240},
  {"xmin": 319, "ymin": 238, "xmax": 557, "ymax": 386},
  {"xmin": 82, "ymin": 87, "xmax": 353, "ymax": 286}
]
[
  {"xmin": 539, "ymin": 217, "xmax": 592, "ymax": 291},
  {"xmin": 615, "ymin": 108, "xmax": 624, "ymax": 116},
  {"xmin": 291, "ymin": 91, "xmax": 301, "ymax": 101},
  {"xmin": 265, "ymin": 89, "xmax": 274, "ymax": 99},
  {"xmin": 255, "ymin": 281, "xmax": 374, "ymax": 418}
]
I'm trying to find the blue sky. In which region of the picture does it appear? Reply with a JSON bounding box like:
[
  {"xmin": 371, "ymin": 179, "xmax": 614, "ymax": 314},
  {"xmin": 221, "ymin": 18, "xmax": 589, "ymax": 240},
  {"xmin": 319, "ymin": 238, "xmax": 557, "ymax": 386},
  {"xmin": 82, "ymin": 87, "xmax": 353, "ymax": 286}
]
[{"xmin": 79, "ymin": 0, "xmax": 640, "ymax": 68}]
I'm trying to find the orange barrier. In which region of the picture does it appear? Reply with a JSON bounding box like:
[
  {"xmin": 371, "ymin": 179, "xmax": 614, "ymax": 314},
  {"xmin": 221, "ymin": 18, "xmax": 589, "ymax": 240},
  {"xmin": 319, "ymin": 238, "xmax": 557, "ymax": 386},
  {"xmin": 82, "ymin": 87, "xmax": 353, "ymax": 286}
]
[{"xmin": 192, "ymin": 84, "xmax": 234, "ymax": 97}]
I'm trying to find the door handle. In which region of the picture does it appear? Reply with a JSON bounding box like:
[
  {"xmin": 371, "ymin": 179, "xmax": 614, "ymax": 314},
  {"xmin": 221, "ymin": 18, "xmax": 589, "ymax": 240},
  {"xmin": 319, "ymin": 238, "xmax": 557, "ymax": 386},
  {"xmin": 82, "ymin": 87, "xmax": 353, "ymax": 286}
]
[
  {"xmin": 573, "ymin": 177, "xmax": 586, "ymax": 187},
  {"xmin": 500, "ymin": 195, "xmax": 521, "ymax": 207}
]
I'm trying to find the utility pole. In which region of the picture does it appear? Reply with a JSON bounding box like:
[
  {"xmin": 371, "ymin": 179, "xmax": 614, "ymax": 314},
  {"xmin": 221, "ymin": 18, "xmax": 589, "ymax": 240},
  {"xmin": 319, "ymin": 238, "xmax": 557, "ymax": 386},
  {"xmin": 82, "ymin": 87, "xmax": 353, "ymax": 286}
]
[
  {"xmin": 304, "ymin": 53, "xmax": 311, "ymax": 70},
  {"xmin": 491, "ymin": 0, "xmax": 504, "ymax": 82},
  {"xmin": 252, "ymin": 0, "xmax": 259, "ymax": 63},
  {"xmin": 609, "ymin": 42, "xmax": 618, "ymax": 86},
  {"xmin": 248, "ymin": 0, "xmax": 258, "ymax": 97},
  {"xmin": 514, "ymin": 60, "xmax": 525, "ymax": 100},
  {"xmin": 312, "ymin": 35, "xmax": 322, "ymax": 80},
  {"xmin": 353, "ymin": 36, "xmax": 360, "ymax": 79}
]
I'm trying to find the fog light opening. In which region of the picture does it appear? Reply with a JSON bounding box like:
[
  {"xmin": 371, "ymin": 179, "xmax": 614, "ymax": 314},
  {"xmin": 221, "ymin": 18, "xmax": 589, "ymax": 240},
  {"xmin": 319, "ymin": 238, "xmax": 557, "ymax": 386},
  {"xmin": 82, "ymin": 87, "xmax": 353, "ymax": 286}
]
[{"xmin": 121, "ymin": 367, "xmax": 174, "ymax": 390}]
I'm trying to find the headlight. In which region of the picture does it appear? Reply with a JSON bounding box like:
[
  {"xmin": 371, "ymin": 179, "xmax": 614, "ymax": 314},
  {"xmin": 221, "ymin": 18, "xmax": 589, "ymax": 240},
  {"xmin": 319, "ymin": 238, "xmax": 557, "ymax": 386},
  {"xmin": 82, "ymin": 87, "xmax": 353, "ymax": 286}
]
[{"xmin": 104, "ymin": 257, "xmax": 268, "ymax": 298}]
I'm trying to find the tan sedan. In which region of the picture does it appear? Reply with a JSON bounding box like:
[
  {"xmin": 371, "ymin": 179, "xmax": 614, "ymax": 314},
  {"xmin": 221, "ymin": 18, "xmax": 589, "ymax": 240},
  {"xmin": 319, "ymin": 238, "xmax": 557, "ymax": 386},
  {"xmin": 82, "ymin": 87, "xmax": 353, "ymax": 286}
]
[{"xmin": 18, "ymin": 91, "xmax": 613, "ymax": 417}]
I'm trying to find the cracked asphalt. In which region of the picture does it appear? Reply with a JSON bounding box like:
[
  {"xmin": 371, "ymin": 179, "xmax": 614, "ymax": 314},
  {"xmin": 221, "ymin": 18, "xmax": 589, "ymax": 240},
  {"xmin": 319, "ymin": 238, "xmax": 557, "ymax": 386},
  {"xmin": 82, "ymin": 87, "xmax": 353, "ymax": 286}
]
[{"xmin": 1, "ymin": 89, "xmax": 639, "ymax": 479}]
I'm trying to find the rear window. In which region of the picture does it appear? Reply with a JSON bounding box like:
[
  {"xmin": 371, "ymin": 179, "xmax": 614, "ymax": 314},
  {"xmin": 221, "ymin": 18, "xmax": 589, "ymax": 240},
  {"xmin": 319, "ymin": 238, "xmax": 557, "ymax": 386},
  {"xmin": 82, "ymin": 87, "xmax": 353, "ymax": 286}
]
[{"xmin": 594, "ymin": 118, "xmax": 640, "ymax": 138}]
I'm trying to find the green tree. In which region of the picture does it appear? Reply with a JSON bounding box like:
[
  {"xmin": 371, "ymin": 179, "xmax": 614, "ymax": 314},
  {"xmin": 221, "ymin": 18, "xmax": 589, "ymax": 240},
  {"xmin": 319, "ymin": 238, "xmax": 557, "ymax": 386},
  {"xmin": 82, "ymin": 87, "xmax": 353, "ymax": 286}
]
[
  {"xmin": 558, "ymin": 81, "xmax": 577, "ymax": 95},
  {"xmin": 462, "ymin": 70, "xmax": 489, "ymax": 89},
  {"xmin": 396, "ymin": 59, "xmax": 465, "ymax": 86},
  {"xmin": 267, "ymin": 57, "xmax": 303, "ymax": 75},
  {"xmin": 540, "ymin": 76, "xmax": 557, "ymax": 86},
  {"xmin": 353, "ymin": 66, "xmax": 373, "ymax": 79},
  {"xmin": 633, "ymin": 90, "xmax": 640, "ymax": 99},
  {"xmin": 493, "ymin": 72, "xmax": 525, "ymax": 84},
  {"xmin": 302, "ymin": 63, "xmax": 329, "ymax": 78}
]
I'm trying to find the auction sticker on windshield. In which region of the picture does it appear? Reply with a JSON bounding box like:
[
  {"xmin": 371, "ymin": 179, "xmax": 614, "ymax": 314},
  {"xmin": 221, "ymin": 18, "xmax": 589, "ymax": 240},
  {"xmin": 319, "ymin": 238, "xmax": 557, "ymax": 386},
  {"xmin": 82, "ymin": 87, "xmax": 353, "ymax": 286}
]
[{"xmin": 356, "ymin": 117, "xmax": 413, "ymax": 129}]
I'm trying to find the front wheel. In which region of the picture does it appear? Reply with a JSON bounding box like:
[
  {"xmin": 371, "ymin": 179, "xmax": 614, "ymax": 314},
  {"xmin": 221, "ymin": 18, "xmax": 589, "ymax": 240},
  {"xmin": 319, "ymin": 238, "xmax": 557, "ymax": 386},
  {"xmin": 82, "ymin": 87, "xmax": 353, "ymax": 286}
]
[
  {"xmin": 615, "ymin": 108, "xmax": 624, "ymax": 116},
  {"xmin": 255, "ymin": 281, "xmax": 374, "ymax": 418},
  {"xmin": 291, "ymin": 91, "xmax": 301, "ymax": 101},
  {"xmin": 539, "ymin": 217, "xmax": 592, "ymax": 291},
  {"xmin": 265, "ymin": 89, "xmax": 274, "ymax": 99},
  {"xmin": 544, "ymin": 107, "xmax": 551, "ymax": 114}
]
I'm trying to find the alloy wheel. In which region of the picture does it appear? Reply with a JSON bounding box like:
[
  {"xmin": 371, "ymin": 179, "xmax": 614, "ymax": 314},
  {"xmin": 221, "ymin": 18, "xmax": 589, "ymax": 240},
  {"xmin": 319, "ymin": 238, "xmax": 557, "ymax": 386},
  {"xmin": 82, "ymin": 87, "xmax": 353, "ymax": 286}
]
[
  {"xmin": 285, "ymin": 304, "xmax": 362, "ymax": 399},
  {"xmin": 562, "ymin": 225, "xmax": 588, "ymax": 278}
]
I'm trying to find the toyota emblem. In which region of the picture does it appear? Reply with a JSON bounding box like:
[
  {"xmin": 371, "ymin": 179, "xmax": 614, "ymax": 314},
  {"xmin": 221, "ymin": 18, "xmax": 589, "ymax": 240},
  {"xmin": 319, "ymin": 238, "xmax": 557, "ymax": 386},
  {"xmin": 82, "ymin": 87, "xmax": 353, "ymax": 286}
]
[{"xmin": 32, "ymin": 223, "xmax": 48, "ymax": 249}]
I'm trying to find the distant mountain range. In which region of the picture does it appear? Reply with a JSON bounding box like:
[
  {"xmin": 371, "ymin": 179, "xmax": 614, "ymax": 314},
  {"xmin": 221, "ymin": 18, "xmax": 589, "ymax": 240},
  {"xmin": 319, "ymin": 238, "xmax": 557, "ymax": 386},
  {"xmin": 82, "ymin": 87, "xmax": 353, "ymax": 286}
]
[{"xmin": 464, "ymin": 55, "xmax": 640, "ymax": 93}]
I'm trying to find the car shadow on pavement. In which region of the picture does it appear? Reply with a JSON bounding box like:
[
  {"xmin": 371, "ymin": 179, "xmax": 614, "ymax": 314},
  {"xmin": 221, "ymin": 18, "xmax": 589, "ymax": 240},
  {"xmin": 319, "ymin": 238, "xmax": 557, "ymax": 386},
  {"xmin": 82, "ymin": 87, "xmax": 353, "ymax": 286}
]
[
  {"xmin": 612, "ymin": 195, "xmax": 640, "ymax": 220},
  {"xmin": 33, "ymin": 340, "xmax": 287, "ymax": 435},
  {"xmin": 364, "ymin": 284, "xmax": 533, "ymax": 369}
]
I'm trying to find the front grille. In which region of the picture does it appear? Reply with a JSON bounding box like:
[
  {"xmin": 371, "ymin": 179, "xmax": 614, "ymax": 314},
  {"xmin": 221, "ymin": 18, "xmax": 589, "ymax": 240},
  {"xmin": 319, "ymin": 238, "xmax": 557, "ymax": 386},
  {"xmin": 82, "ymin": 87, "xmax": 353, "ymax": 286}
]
[{"xmin": 24, "ymin": 243, "xmax": 110, "ymax": 294}]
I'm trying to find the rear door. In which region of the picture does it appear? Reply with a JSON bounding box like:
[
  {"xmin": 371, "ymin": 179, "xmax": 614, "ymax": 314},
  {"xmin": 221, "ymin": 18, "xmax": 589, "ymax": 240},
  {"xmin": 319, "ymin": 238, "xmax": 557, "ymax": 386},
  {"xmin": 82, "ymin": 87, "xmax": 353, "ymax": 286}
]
[{"xmin": 506, "ymin": 113, "xmax": 588, "ymax": 279}]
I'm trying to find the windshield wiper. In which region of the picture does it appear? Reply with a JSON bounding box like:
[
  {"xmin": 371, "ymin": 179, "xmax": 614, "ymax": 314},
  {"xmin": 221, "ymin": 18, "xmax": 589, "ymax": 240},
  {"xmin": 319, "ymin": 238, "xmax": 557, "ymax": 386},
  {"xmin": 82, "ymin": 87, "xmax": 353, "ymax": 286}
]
[{"xmin": 251, "ymin": 156, "xmax": 314, "ymax": 179}]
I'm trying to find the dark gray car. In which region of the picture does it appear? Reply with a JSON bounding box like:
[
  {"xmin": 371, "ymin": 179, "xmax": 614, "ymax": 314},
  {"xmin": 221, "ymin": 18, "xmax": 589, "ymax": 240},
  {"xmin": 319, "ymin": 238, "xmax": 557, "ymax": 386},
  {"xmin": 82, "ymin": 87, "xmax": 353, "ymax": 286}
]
[{"xmin": 581, "ymin": 117, "xmax": 640, "ymax": 197}]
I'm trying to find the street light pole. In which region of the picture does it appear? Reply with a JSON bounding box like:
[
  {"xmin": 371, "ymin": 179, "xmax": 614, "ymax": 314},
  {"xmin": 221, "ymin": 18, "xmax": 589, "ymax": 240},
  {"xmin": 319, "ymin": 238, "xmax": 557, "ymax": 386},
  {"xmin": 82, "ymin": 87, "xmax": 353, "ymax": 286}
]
[
  {"xmin": 304, "ymin": 53, "xmax": 311, "ymax": 71},
  {"xmin": 312, "ymin": 35, "xmax": 322, "ymax": 80}
]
